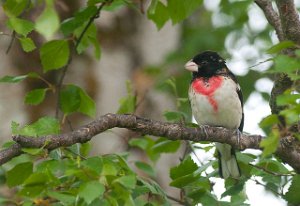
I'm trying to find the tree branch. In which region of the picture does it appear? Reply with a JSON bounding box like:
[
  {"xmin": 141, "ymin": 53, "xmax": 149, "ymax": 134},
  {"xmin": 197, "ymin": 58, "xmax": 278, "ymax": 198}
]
[
  {"xmin": 0, "ymin": 144, "xmax": 22, "ymax": 165},
  {"xmin": 254, "ymin": 0, "xmax": 285, "ymax": 41},
  {"xmin": 269, "ymin": 73, "xmax": 293, "ymax": 115},
  {"xmin": 275, "ymin": 0, "xmax": 300, "ymax": 44},
  {"xmin": 0, "ymin": 113, "xmax": 298, "ymax": 172}
]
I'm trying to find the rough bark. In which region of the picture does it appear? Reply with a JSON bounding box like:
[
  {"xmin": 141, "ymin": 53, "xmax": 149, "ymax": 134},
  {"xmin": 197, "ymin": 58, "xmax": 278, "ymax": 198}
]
[
  {"xmin": 254, "ymin": 0, "xmax": 285, "ymax": 41},
  {"xmin": 254, "ymin": 1, "xmax": 299, "ymax": 130},
  {"xmin": 0, "ymin": 113, "xmax": 299, "ymax": 172}
]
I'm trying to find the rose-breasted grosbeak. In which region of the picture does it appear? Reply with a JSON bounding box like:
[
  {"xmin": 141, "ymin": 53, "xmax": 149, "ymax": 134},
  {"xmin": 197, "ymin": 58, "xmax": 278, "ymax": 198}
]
[{"xmin": 185, "ymin": 51, "xmax": 244, "ymax": 179}]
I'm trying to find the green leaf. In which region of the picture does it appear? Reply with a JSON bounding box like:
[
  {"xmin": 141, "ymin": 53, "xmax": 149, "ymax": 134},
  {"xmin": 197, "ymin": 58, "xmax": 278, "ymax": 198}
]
[
  {"xmin": 236, "ymin": 152, "xmax": 255, "ymax": 164},
  {"xmin": 259, "ymin": 114, "xmax": 279, "ymax": 133},
  {"xmin": 221, "ymin": 181, "xmax": 245, "ymax": 198},
  {"xmin": 11, "ymin": 121, "xmax": 19, "ymax": 135},
  {"xmin": 183, "ymin": 0, "xmax": 203, "ymax": 17},
  {"xmin": 61, "ymin": 6, "xmax": 97, "ymax": 36},
  {"xmin": 280, "ymin": 107, "xmax": 300, "ymax": 125},
  {"xmin": 267, "ymin": 41, "xmax": 295, "ymax": 54},
  {"xmin": 27, "ymin": 72, "xmax": 40, "ymax": 79},
  {"xmin": 113, "ymin": 175, "xmax": 137, "ymax": 189},
  {"xmin": 22, "ymin": 148, "xmax": 44, "ymax": 155},
  {"xmin": 7, "ymin": 17, "xmax": 34, "ymax": 36},
  {"xmin": 284, "ymin": 175, "xmax": 300, "ymax": 204},
  {"xmin": 80, "ymin": 142, "xmax": 92, "ymax": 157},
  {"xmin": 170, "ymin": 156, "xmax": 198, "ymax": 179},
  {"xmin": 167, "ymin": 0, "xmax": 186, "ymax": 24},
  {"xmin": 82, "ymin": 156, "xmax": 103, "ymax": 175},
  {"xmin": 24, "ymin": 88, "xmax": 47, "ymax": 105},
  {"xmin": 2, "ymin": 141, "xmax": 15, "ymax": 149},
  {"xmin": 277, "ymin": 93, "xmax": 300, "ymax": 106},
  {"xmin": 18, "ymin": 37, "xmax": 36, "ymax": 52},
  {"xmin": 259, "ymin": 114, "xmax": 279, "ymax": 128},
  {"xmin": 35, "ymin": 0, "xmax": 60, "ymax": 40},
  {"xmin": 274, "ymin": 55, "xmax": 300, "ymax": 73},
  {"xmin": 6, "ymin": 162, "xmax": 33, "ymax": 187},
  {"xmin": 186, "ymin": 181, "xmax": 211, "ymax": 203},
  {"xmin": 148, "ymin": 0, "xmax": 159, "ymax": 15},
  {"xmin": 13, "ymin": 116, "xmax": 60, "ymax": 137},
  {"xmin": 87, "ymin": 0, "xmax": 106, "ymax": 5},
  {"xmin": 0, "ymin": 197, "xmax": 10, "ymax": 205},
  {"xmin": 152, "ymin": 138, "xmax": 180, "ymax": 153},
  {"xmin": 117, "ymin": 81, "xmax": 136, "ymax": 114},
  {"xmin": 78, "ymin": 87, "xmax": 96, "ymax": 117},
  {"xmin": 89, "ymin": 33, "xmax": 101, "ymax": 59},
  {"xmin": 79, "ymin": 181, "xmax": 105, "ymax": 204},
  {"xmin": 102, "ymin": 158, "xmax": 118, "ymax": 176},
  {"xmin": 3, "ymin": 0, "xmax": 29, "ymax": 17},
  {"xmin": 40, "ymin": 40, "xmax": 70, "ymax": 71},
  {"xmin": 256, "ymin": 159, "xmax": 290, "ymax": 174},
  {"xmin": 117, "ymin": 95, "xmax": 136, "ymax": 114},
  {"xmin": 168, "ymin": 0, "xmax": 203, "ymax": 24},
  {"xmin": 170, "ymin": 172, "xmax": 200, "ymax": 188},
  {"xmin": 60, "ymin": 85, "xmax": 96, "ymax": 117},
  {"xmin": 103, "ymin": 0, "xmax": 126, "ymax": 11},
  {"xmin": 0, "ymin": 75, "xmax": 28, "ymax": 83},
  {"xmin": 19, "ymin": 185, "xmax": 46, "ymax": 198},
  {"xmin": 74, "ymin": 22, "xmax": 101, "ymax": 59},
  {"xmin": 23, "ymin": 172, "xmax": 48, "ymax": 186},
  {"xmin": 135, "ymin": 161, "xmax": 156, "ymax": 177},
  {"xmin": 60, "ymin": 85, "xmax": 81, "ymax": 114},
  {"xmin": 163, "ymin": 110, "xmax": 186, "ymax": 122},
  {"xmin": 47, "ymin": 191, "xmax": 76, "ymax": 205},
  {"xmin": 129, "ymin": 138, "xmax": 149, "ymax": 150},
  {"xmin": 260, "ymin": 130, "xmax": 280, "ymax": 157},
  {"xmin": 147, "ymin": 1, "xmax": 169, "ymax": 30}
]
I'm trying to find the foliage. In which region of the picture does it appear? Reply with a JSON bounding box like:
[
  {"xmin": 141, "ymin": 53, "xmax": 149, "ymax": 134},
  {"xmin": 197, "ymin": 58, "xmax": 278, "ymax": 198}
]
[{"xmin": 0, "ymin": 0, "xmax": 299, "ymax": 205}]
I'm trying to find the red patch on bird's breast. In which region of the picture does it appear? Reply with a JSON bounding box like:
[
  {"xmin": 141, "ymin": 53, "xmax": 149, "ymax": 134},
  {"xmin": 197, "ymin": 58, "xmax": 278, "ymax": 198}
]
[{"xmin": 191, "ymin": 76, "xmax": 223, "ymax": 112}]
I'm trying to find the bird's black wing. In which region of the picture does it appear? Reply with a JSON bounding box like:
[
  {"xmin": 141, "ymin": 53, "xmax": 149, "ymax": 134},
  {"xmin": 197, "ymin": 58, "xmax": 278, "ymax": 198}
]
[
  {"xmin": 227, "ymin": 69, "xmax": 244, "ymax": 132},
  {"xmin": 237, "ymin": 86, "xmax": 244, "ymax": 132}
]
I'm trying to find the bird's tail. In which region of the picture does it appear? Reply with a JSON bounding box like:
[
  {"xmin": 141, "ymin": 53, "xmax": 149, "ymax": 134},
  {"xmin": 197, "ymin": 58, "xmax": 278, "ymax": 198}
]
[{"xmin": 215, "ymin": 143, "xmax": 240, "ymax": 179}]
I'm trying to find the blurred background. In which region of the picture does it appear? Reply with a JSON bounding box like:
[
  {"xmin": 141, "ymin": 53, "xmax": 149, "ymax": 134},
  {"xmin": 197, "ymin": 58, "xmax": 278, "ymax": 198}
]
[{"xmin": 0, "ymin": 0, "xmax": 295, "ymax": 205}]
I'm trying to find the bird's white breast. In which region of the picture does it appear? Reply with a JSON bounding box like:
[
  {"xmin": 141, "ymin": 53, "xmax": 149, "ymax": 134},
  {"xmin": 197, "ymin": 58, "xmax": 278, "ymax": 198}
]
[{"xmin": 189, "ymin": 77, "xmax": 242, "ymax": 129}]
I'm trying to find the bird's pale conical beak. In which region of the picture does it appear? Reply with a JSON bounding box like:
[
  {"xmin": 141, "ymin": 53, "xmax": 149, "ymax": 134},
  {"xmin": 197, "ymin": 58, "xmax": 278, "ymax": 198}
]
[{"xmin": 185, "ymin": 60, "xmax": 198, "ymax": 72}]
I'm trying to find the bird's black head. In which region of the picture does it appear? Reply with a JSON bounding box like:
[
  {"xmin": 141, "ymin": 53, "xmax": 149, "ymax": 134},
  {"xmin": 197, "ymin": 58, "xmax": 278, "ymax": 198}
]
[{"xmin": 185, "ymin": 51, "xmax": 226, "ymax": 78}]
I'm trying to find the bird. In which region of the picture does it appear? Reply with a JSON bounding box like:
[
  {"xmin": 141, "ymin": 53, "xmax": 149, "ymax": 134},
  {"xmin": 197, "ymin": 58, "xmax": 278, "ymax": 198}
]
[{"xmin": 185, "ymin": 51, "xmax": 244, "ymax": 179}]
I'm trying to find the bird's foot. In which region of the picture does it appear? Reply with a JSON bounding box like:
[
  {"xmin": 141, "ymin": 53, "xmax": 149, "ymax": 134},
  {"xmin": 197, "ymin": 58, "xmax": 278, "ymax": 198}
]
[
  {"xmin": 202, "ymin": 125, "xmax": 209, "ymax": 140},
  {"xmin": 236, "ymin": 129, "xmax": 242, "ymax": 150}
]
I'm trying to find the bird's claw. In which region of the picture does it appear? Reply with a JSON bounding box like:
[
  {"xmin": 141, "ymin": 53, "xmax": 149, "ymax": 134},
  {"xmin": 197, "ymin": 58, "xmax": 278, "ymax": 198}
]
[
  {"xmin": 236, "ymin": 129, "xmax": 242, "ymax": 150},
  {"xmin": 202, "ymin": 125, "xmax": 209, "ymax": 140}
]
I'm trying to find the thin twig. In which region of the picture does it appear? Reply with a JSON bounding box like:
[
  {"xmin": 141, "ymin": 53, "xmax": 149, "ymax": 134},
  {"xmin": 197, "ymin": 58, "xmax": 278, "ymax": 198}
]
[
  {"xmin": 251, "ymin": 177, "xmax": 283, "ymax": 196},
  {"xmin": 5, "ymin": 0, "xmax": 31, "ymax": 54},
  {"xmin": 5, "ymin": 31, "xmax": 16, "ymax": 54},
  {"xmin": 247, "ymin": 58, "xmax": 273, "ymax": 70},
  {"xmin": 249, "ymin": 163, "xmax": 295, "ymax": 176},
  {"xmin": 166, "ymin": 195, "xmax": 185, "ymax": 205},
  {"xmin": 64, "ymin": 148, "xmax": 87, "ymax": 160},
  {"xmin": 55, "ymin": 0, "xmax": 111, "ymax": 118}
]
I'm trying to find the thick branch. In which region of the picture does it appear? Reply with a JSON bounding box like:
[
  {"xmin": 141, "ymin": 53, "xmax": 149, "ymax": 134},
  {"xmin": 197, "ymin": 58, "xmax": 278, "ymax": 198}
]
[
  {"xmin": 255, "ymin": 0, "xmax": 297, "ymax": 126},
  {"xmin": 269, "ymin": 73, "xmax": 293, "ymax": 116},
  {"xmin": 0, "ymin": 144, "xmax": 22, "ymax": 165},
  {"xmin": 12, "ymin": 114, "xmax": 262, "ymax": 150},
  {"xmin": 0, "ymin": 113, "xmax": 298, "ymax": 172},
  {"xmin": 276, "ymin": 0, "xmax": 300, "ymax": 44},
  {"xmin": 255, "ymin": 0, "xmax": 284, "ymax": 41}
]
